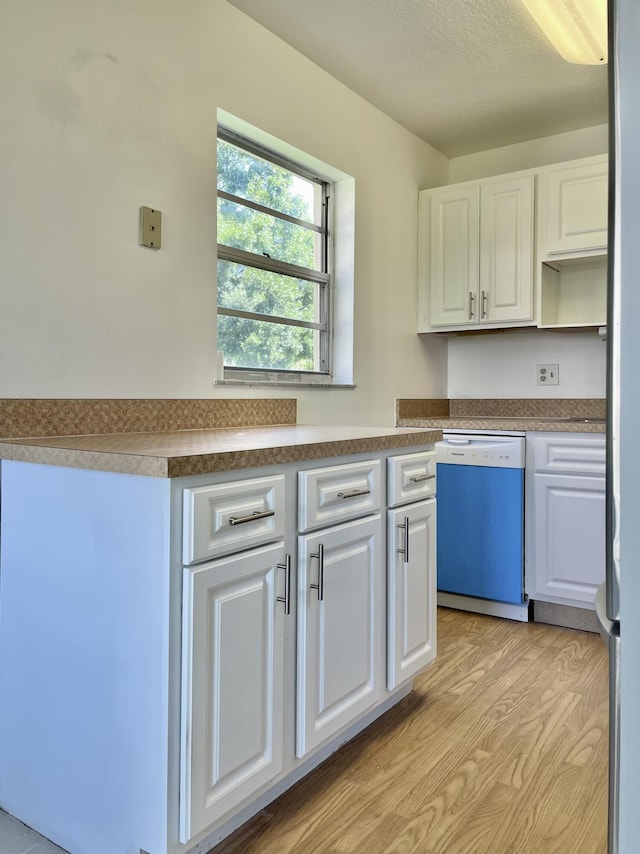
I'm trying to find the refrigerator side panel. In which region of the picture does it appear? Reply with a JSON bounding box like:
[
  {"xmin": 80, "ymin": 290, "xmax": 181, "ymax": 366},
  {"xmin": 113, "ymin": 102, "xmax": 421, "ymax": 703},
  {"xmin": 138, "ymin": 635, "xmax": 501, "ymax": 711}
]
[{"xmin": 613, "ymin": 2, "xmax": 640, "ymax": 854}]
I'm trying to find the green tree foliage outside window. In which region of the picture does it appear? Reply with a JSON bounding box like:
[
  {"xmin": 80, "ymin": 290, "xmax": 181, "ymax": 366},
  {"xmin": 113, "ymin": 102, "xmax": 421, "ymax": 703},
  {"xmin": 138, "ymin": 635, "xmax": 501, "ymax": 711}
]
[{"xmin": 216, "ymin": 135, "xmax": 329, "ymax": 373}]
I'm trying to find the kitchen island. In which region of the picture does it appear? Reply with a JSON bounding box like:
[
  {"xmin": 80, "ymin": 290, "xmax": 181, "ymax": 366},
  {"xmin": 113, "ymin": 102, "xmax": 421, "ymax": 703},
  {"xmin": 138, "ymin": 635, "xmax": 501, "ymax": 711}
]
[{"xmin": 0, "ymin": 417, "xmax": 440, "ymax": 854}]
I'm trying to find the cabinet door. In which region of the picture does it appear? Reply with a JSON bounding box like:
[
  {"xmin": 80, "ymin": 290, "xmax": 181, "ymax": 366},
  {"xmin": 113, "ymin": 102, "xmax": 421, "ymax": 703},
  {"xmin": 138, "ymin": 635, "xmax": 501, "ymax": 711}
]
[
  {"xmin": 387, "ymin": 500, "xmax": 437, "ymax": 690},
  {"xmin": 530, "ymin": 473, "xmax": 605, "ymax": 607},
  {"xmin": 542, "ymin": 159, "xmax": 608, "ymax": 256},
  {"xmin": 296, "ymin": 515, "xmax": 383, "ymax": 758},
  {"xmin": 424, "ymin": 185, "xmax": 480, "ymax": 328},
  {"xmin": 480, "ymin": 176, "xmax": 534, "ymax": 323},
  {"xmin": 180, "ymin": 542, "xmax": 287, "ymax": 842}
]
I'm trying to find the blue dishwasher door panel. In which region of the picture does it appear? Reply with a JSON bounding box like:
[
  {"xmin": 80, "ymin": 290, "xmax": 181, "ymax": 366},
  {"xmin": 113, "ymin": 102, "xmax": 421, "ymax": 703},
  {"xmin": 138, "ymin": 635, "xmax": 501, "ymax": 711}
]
[{"xmin": 437, "ymin": 463, "xmax": 524, "ymax": 604}]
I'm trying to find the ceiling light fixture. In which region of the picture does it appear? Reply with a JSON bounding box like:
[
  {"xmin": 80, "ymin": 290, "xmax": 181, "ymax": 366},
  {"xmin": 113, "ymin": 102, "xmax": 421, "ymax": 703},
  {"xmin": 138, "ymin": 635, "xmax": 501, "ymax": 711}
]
[{"xmin": 520, "ymin": 0, "xmax": 607, "ymax": 65}]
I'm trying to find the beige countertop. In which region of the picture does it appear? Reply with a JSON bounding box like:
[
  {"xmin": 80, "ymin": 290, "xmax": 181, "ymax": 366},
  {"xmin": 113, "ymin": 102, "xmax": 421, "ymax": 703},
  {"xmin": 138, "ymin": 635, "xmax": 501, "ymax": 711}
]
[
  {"xmin": 0, "ymin": 424, "xmax": 443, "ymax": 478},
  {"xmin": 398, "ymin": 416, "xmax": 606, "ymax": 433}
]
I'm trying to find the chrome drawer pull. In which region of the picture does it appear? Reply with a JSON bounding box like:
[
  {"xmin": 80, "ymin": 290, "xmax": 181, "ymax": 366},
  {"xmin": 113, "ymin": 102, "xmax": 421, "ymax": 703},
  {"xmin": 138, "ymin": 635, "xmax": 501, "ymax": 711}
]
[
  {"xmin": 228, "ymin": 509, "xmax": 275, "ymax": 526},
  {"xmin": 409, "ymin": 473, "xmax": 435, "ymax": 483},
  {"xmin": 468, "ymin": 291, "xmax": 475, "ymax": 319},
  {"xmin": 336, "ymin": 488, "xmax": 370, "ymax": 500},
  {"xmin": 397, "ymin": 517, "xmax": 410, "ymax": 564},
  {"xmin": 276, "ymin": 554, "xmax": 292, "ymax": 616},
  {"xmin": 310, "ymin": 544, "xmax": 325, "ymax": 601}
]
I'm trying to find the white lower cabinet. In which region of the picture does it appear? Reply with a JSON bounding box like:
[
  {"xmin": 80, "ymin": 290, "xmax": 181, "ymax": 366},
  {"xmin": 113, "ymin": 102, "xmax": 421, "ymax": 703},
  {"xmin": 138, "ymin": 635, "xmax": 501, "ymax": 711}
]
[
  {"xmin": 387, "ymin": 499, "xmax": 437, "ymax": 690},
  {"xmin": 296, "ymin": 515, "xmax": 383, "ymax": 758},
  {"xmin": 180, "ymin": 542, "xmax": 288, "ymax": 843},
  {"xmin": 0, "ymin": 444, "xmax": 437, "ymax": 854},
  {"xmin": 530, "ymin": 473, "xmax": 605, "ymax": 606},
  {"xmin": 526, "ymin": 433, "xmax": 606, "ymax": 609}
]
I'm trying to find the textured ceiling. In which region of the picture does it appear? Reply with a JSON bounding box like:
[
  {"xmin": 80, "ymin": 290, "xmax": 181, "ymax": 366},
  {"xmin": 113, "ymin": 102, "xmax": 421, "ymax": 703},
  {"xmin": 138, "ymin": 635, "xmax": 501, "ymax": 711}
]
[{"xmin": 226, "ymin": 0, "xmax": 608, "ymax": 157}]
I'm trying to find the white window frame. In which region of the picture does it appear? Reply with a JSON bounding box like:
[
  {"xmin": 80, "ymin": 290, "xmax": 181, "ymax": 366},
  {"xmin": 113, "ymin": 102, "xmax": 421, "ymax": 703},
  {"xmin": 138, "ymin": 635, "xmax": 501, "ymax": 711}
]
[
  {"xmin": 215, "ymin": 110, "xmax": 355, "ymax": 389},
  {"xmin": 217, "ymin": 127, "xmax": 333, "ymax": 383}
]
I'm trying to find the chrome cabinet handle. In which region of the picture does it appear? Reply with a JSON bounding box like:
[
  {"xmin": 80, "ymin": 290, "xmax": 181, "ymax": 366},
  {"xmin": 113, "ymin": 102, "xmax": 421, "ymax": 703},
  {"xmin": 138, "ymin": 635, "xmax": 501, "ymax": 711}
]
[
  {"xmin": 468, "ymin": 291, "xmax": 475, "ymax": 319},
  {"xmin": 397, "ymin": 517, "xmax": 410, "ymax": 564},
  {"xmin": 409, "ymin": 473, "xmax": 435, "ymax": 483},
  {"xmin": 228, "ymin": 509, "xmax": 275, "ymax": 526},
  {"xmin": 276, "ymin": 554, "xmax": 292, "ymax": 615},
  {"xmin": 336, "ymin": 488, "xmax": 370, "ymax": 500},
  {"xmin": 310, "ymin": 544, "xmax": 325, "ymax": 601},
  {"xmin": 481, "ymin": 290, "xmax": 488, "ymax": 319}
]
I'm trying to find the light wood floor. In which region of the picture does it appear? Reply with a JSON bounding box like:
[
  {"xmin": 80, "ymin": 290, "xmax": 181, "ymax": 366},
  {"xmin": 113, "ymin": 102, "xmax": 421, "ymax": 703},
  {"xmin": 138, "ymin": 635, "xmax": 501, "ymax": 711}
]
[{"xmin": 210, "ymin": 607, "xmax": 609, "ymax": 854}]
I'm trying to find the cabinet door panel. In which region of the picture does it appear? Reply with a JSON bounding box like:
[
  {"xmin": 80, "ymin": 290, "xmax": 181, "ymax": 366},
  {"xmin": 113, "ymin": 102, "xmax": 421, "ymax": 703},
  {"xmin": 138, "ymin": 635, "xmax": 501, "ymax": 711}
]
[
  {"xmin": 530, "ymin": 433, "xmax": 606, "ymax": 475},
  {"xmin": 531, "ymin": 473, "xmax": 605, "ymax": 606},
  {"xmin": 543, "ymin": 160, "xmax": 608, "ymax": 255},
  {"xmin": 180, "ymin": 543, "xmax": 286, "ymax": 842},
  {"xmin": 387, "ymin": 500, "xmax": 437, "ymax": 689},
  {"xmin": 387, "ymin": 451, "xmax": 436, "ymax": 507},
  {"xmin": 296, "ymin": 516, "xmax": 383, "ymax": 758},
  {"xmin": 427, "ymin": 186, "xmax": 480, "ymax": 327},
  {"xmin": 183, "ymin": 476, "xmax": 285, "ymax": 564},
  {"xmin": 480, "ymin": 176, "xmax": 534, "ymax": 322},
  {"xmin": 298, "ymin": 459, "xmax": 381, "ymax": 532}
]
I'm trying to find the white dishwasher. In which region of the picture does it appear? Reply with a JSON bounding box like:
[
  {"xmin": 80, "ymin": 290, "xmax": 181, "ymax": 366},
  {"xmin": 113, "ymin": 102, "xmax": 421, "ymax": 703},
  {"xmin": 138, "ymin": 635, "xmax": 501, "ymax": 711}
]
[{"xmin": 436, "ymin": 433, "xmax": 529, "ymax": 621}]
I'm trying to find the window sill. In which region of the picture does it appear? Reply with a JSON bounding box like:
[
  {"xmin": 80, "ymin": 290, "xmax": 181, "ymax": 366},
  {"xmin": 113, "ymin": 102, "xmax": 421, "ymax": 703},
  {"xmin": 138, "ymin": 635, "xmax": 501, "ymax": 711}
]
[{"xmin": 214, "ymin": 379, "xmax": 356, "ymax": 390}]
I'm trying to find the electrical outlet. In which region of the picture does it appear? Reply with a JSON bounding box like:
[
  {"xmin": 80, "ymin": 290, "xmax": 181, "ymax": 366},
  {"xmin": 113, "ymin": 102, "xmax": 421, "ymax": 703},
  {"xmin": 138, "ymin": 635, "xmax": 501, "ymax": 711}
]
[{"xmin": 537, "ymin": 363, "xmax": 559, "ymax": 386}]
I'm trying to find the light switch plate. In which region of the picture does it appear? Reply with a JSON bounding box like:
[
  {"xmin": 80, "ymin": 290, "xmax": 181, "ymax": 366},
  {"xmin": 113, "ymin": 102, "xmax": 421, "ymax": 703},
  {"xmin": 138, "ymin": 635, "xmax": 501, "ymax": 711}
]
[{"xmin": 139, "ymin": 206, "xmax": 161, "ymax": 249}]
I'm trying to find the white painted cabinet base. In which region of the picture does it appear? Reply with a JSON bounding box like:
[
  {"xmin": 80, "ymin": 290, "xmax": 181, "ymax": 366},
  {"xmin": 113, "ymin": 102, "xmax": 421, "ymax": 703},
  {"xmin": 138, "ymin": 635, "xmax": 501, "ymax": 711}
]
[
  {"xmin": 387, "ymin": 500, "xmax": 437, "ymax": 689},
  {"xmin": 296, "ymin": 515, "xmax": 383, "ymax": 758},
  {"xmin": 0, "ymin": 443, "xmax": 437, "ymax": 854},
  {"xmin": 180, "ymin": 543, "xmax": 286, "ymax": 842},
  {"xmin": 526, "ymin": 433, "xmax": 606, "ymax": 610},
  {"xmin": 530, "ymin": 472, "xmax": 606, "ymax": 607}
]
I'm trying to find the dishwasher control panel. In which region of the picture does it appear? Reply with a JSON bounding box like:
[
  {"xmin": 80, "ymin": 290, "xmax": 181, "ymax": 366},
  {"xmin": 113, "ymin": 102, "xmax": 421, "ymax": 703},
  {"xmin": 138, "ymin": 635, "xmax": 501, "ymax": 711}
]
[{"xmin": 436, "ymin": 435, "xmax": 525, "ymax": 469}]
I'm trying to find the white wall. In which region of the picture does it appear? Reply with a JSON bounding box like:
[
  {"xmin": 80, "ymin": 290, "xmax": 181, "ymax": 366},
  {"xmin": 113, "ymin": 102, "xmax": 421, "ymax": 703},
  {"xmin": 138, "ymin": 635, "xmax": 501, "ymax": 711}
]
[
  {"xmin": 445, "ymin": 126, "xmax": 609, "ymax": 400},
  {"xmin": 447, "ymin": 330, "xmax": 606, "ymax": 399},
  {"xmin": 0, "ymin": 0, "xmax": 449, "ymax": 426},
  {"xmin": 448, "ymin": 124, "xmax": 608, "ymax": 183}
]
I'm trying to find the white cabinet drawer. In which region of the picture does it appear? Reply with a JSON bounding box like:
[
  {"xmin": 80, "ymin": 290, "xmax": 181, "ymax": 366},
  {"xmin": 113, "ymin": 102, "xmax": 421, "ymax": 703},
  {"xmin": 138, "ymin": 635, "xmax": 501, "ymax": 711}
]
[
  {"xmin": 529, "ymin": 434, "xmax": 606, "ymax": 475},
  {"xmin": 387, "ymin": 450, "xmax": 436, "ymax": 507},
  {"xmin": 183, "ymin": 475, "xmax": 285, "ymax": 564},
  {"xmin": 298, "ymin": 460, "xmax": 381, "ymax": 532}
]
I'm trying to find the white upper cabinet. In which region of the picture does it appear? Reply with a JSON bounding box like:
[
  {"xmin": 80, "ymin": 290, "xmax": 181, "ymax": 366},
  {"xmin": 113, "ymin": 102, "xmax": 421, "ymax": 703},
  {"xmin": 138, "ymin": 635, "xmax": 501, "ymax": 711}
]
[
  {"xmin": 536, "ymin": 156, "xmax": 608, "ymax": 329},
  {"xmin": 480, "ymin": 176, "xmax": 534, "ymax": 324},
  {"xmin": 421, "ymin": 184, "xmax": 480, "ymax": 328},
  {"xmin": 418, "ymin": 154, "xmax": 608, "ymax": 333},
  {"xmin": 419, "ymin": 174, "xmax": 534, "ymax": 332},
  {"xmin": 539, "ymin": 156, "xmax": 608, "ymax": 258}
]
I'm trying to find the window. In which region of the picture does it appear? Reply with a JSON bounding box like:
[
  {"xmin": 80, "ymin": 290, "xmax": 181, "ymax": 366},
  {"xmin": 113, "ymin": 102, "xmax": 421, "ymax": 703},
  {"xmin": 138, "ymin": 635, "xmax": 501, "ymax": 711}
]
[{"xmin": 216, "ymin": 129, "xmax": 331, "ymax": 380}]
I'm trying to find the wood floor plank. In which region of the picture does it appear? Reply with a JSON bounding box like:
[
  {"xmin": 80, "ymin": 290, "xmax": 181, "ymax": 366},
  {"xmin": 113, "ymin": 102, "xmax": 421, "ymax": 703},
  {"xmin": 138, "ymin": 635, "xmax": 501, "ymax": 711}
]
[{"xmin": 209, "ymin": 608, "xmax": 609, "ymax": 854}]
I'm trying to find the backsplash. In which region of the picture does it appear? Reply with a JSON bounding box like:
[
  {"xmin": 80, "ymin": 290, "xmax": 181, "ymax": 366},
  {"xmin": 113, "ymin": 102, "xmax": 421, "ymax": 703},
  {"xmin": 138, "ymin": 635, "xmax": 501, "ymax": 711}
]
[
  {"xmin": 395, "ymin": 399, "xmax": 450, "ymax": 420},
  {"xmin": 397, "ymin": 397, "xmax": 606, "ymax": 420},
  {"xmin": 0, "ymin": 399, "xmax": 297, "ymax": 439},
  {"xmin": 450, "ymin": 398, "xmax": 606, "ymax": 419}
]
